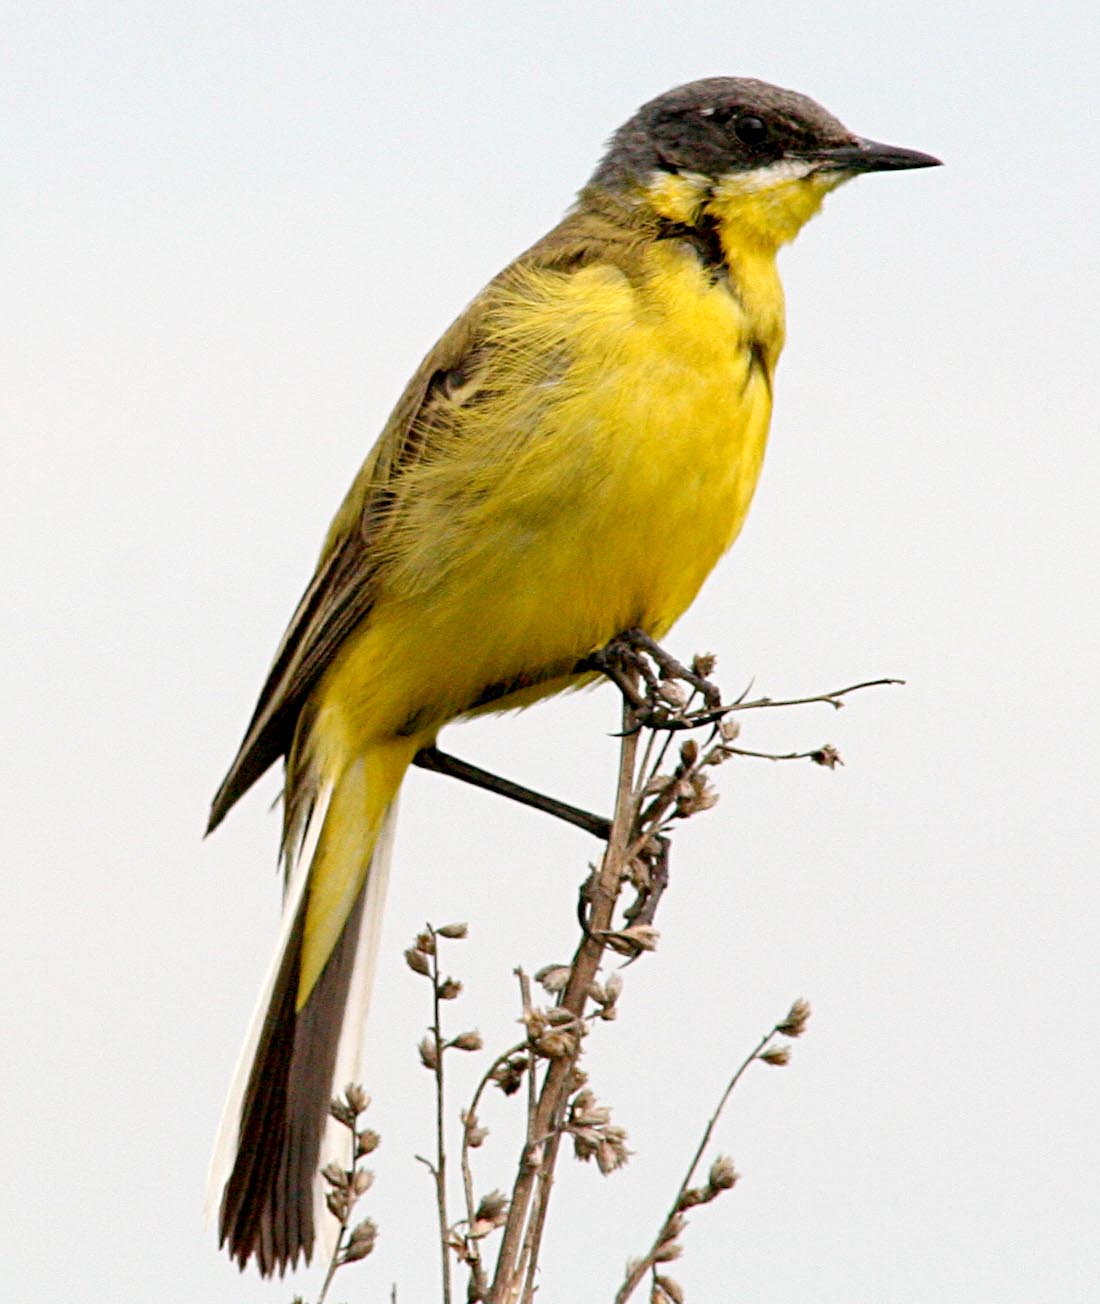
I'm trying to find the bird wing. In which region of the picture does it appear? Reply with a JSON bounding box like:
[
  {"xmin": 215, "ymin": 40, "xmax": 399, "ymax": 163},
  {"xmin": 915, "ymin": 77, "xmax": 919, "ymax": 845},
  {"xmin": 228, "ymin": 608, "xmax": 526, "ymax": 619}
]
[
  {"xmin": 206, "ymin": 208, "xmax": 635, "ymax": 834},
  {"xmin": 205, "ymin": 307, "xmax": 484, "ymax": 832}
]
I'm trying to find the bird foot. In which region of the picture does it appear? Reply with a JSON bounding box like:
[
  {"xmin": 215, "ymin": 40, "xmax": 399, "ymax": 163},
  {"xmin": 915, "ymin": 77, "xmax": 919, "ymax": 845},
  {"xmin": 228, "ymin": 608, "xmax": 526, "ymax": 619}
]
[{"xmin": 580, "ymin": 628, "xmax": 722, "ymax": 729}]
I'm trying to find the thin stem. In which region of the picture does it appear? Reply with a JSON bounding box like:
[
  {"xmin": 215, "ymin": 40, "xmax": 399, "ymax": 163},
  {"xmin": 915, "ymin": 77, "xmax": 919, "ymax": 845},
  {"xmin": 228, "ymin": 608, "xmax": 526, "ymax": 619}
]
[
  {"xmin": 726, "ymin": 677, "xmax": 904, "ymax": 712},
  {"xmin": 670, "ymin": 1028, "xmax": 776, "ymax": 1217},
  {"xmin": 490, "ymin": 692, "xmax": 642, "ymax": 1302},
  {"xmin": 316, "ymin": 1109, "xmax": 358, "ymax": 1304},
  {"xmin": 614, "ymin": 1024, "xmax": 781, "ymax": 1304},
  {"xmin": 723, "ymin": 745, "xmax": 835, "ymax": 763},
  {"xmin": 516, "ymin": 971, "xmax": 537, "ymax": 1140},
  {"xmin": 429, "ymin": 928, "xmax": 453, "ymax": 1304},
  {"xmin": 518, "ymin": 1126, "xmax": 564, "ymax": 1304},
  {"xmin": 458, "ymin": 1036, "xmax": 531, "ymax": 1299},
  {"xmin": 315, "ymin": 1212, "xmax": 346, "ymax": 1304},
  {"xmin": 459, "ymin": 1118, "xmax": 486, "ymax": 1298}
]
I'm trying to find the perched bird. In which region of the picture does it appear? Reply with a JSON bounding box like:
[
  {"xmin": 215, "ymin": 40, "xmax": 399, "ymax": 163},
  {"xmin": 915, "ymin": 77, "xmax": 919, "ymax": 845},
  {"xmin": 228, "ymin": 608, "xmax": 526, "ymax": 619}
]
[{"xmin": 207, "ymin": 76, "xmax": 939, "ymax": 1274}]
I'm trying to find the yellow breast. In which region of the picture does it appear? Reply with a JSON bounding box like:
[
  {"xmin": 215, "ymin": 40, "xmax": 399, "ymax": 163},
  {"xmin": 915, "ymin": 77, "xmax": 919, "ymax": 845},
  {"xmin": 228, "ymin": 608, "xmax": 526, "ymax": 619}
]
[{"xmin": 321, "ymin": 234, "xmax": 785, "ymax": 748}]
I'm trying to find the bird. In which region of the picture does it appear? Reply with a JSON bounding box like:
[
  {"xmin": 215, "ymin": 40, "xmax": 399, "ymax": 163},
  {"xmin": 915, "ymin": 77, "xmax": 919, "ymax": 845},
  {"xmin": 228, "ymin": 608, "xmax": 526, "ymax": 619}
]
[{"xmin": 206, "ymin": 76, "xmax": 939, "ymax": 1275}]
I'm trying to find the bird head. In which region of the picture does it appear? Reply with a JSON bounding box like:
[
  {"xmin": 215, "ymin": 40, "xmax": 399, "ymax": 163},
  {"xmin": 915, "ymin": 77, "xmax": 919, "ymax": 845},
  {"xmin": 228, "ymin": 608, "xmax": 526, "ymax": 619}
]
[{"xmin": 590, "ymin": 77, "xmax": 940, "ymax": 249}]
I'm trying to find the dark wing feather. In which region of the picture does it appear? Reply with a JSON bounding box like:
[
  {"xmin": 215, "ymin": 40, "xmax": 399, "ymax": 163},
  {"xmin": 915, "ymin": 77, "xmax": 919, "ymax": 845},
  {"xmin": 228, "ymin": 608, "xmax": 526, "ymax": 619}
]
[
  {"xmin": 206, "ymin": 290, "xmax": 498, "ymax": 835},
  {"xmin": 207, "ymin": 534, "xmax": 379, "ymax": 832}
]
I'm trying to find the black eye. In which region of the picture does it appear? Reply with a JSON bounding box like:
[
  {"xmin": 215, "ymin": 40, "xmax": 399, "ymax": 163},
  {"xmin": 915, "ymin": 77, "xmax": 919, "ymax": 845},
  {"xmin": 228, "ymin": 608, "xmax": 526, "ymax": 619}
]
[{"xmin": 735, "ymin": 115, "xmax": 769, "ymax": 147}]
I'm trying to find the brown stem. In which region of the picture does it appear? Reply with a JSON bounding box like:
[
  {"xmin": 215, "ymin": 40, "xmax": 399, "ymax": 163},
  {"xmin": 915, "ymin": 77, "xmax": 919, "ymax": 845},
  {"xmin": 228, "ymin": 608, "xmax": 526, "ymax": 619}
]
[
  {"xmin": 489, "ymin": 694, "xmax": 641, "ymax": 1302},
  {"xmin": 430, "ymin": 929, "xmax": 453, "ymax": 1304},
  {"xmin": 614, "ymin": 1025, "xmax": 780, "ymax": 1304}
]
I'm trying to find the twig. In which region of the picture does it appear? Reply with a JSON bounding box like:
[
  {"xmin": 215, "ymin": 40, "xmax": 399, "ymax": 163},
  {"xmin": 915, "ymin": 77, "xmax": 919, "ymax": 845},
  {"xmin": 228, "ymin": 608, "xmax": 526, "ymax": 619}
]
[
  {"xmin": 618, "ymin": 676, "xmax": 903, "ymax": 734},
  {"xmin": 726, "ymin": 677, "xmax": 904, "ymax": 713},
  {"xmin": 490, "ymin": 690, "xmax": 642, "ymax": 1302},
  {"xmin": 428, "ymin": 927, "xmax": 453, "ymax": 1304},
  {"xmin": 516, "ymin": 970, "xmax": 538, "ymax": 1139},
  {"xmin": 406, "ymin": 924, "xmax": 479, "ymax": 1303},
  {"xmin": 615, "ymin": 998, "xmax": 811, "ymax": 1304},
  {"xmin": 314, "ymin": 1085, "xmax": 379, "ymax": 1304}
]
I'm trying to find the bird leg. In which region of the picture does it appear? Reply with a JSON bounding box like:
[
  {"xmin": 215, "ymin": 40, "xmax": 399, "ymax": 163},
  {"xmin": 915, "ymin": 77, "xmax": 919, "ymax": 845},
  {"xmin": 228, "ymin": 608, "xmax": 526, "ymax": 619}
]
[{"xmin": 412, "ymin": 745, "xmax": 612, "ymax": 841}]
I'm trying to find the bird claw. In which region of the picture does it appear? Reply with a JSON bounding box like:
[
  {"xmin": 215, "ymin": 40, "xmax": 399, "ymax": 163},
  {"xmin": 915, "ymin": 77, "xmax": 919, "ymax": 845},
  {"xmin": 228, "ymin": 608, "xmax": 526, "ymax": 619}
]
[{"xmin": 581, "ymin": 628, "xmax": 722, "ymax": 726}]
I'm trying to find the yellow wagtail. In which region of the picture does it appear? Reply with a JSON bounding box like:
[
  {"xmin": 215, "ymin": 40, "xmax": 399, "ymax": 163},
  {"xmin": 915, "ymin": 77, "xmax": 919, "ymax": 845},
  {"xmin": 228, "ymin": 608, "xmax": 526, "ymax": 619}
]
[{"xmin": 206, "ymin": 77, "xmax": 939, "ymax": 1274}]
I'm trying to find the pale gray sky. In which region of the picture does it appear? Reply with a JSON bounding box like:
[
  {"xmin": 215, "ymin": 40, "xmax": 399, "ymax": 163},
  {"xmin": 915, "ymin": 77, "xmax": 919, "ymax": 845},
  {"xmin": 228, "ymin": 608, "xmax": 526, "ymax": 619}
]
[{"xmin": 3, "ymin": 3, "xmax": 1098, "ymax": 1301}]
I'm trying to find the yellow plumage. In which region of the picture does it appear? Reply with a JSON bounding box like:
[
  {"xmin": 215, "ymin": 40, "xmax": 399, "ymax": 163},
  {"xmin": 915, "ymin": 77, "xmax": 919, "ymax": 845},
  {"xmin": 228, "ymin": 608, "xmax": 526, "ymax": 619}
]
[
  {"xmin": 303, "ymin": 196, "xmax": 797, "ymax": 999},
  {"xmin": 207, "ymin": 76, "xmax": 938, "ymax": 1276}
]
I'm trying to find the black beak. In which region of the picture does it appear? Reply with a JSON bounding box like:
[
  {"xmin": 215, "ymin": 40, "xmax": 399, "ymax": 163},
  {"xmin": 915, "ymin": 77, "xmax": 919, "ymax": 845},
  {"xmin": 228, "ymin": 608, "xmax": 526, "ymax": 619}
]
[{"xmin": 814, "ymin": 137, "xmax": 942, "ymax": 174}]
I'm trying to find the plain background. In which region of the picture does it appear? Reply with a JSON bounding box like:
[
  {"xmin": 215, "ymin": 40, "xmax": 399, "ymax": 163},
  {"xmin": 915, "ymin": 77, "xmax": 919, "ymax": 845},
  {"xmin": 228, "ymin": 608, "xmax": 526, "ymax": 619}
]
[{"xmin": 3, "ymin": 3, "xmax": 1097, "ymax": 1300}]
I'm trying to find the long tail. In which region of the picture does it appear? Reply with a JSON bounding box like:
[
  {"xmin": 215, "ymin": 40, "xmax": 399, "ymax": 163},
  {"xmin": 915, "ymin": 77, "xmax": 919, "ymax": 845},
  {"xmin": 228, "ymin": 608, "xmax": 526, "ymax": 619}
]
[{"xmin": 207, "ymin": 744, "xmax": 409, "ymax": 1276}]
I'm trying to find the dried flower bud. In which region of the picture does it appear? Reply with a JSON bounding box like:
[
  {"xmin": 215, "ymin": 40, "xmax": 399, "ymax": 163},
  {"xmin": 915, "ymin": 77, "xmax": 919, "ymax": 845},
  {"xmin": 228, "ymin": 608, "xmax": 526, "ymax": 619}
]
[
  {"xmin": 707, "ymin": 1154, "xmax": 739, "ymax": 1192},
  {"xmin": 759, "ymin": 1045, "xmax": 791, "ymax": 1067},
  {"xmin": 321, "ymin": 1161, "xmax": 349, "ymax": 1188},
  {"xmin": 356, "ymin": 1128, "xmax": 381, "ymax": 1157},
  {"xmin": 351, "ymin": 1166, "xmax": 374, "ymax": 1196},
  {"xmin": 436, "ymin": 921, "xmax": 468, "ymax": 939},
  {"xmin": 418, "ymin": 1035, "xmax": 439, "ymax": 1070},
  {"xmin": 450, "ymin": 1030, "xmax": 483, "ymax": 1053},
  {"xmin": 534, "ymin": 964, "xmax": 572, "ymax": 994},
  {"xmin": 491, "ymin": 1056, "xmax": 527, "ymax": 1095},
  {"xmin": 675, "ymin": 771, "xmax": 718, "ymax": 816},
  {"xmin": 522, "ymin": 1006, "xmax": 547, "ymax": 1036},
  {"xmin": 777, "ymin": 997, "xmax": 811, "ymax": 1038},
  {"xmin": 571, "ymin": 1127, "xmax": 599, "ymax": 1161},
  {"xmin": 604, "ymin": 972, "xmax": 623, "ymax": 1005},
  {"xmin": 643, "ymin": 772, "xmax": 673, "ymax": 796},
  {"xmin": 679, "ymin": 739, "xmax": 699, "ymax": 767},
  {"xmin": 341, "ymin": 1217, "xmax": 377, "ymax": 1263},
  {"xmin": 718, "ymin": 716, "xmax": 741, "ymax": 742},
  {"xmin": 660, "ymin": 680, "xmax": 690, "ymax": 708},
  {"xmin": 566, "ymin": 1066, "xmax": 589, "ymax": 1093},
  {"xmin": 438, "ymin": 977, "xmax": 463, "ymax": 1000},
  {"xmin": 570, "ymin": 1091, "xmax": 612, "ymax": 1128},
  {"xmin": 535, "ymin": 1028, "xmax": 578, "ymax": 1059},
  {"xmin": 811, "ymin": 744, "xmax": 843, "ymax": 769},
  {"xmin": 326, "ymin": 1189, "xmax": 350, "ymax": 1221},
  {"xmin": 692, "ymin": 652, "xmax": 717, "ymax": 678},
  {"xmin": 677, "ymin": 1186, "xmax": 708, "ymax": 1210},
  {"xmin": 596, "ymin": 1127, "xmax": 630, "ymax": 1174},
  {"xmin": 653, "ymin": 1239, "xmax": 683, "ymax": 1263},
  {"xmin": 343, "ymin": 1083, "xmax": 369, "ymax": 1115},
  {"xmin": 329, "ymin": 1098, "xmax": 356, "ymax": 1127},
  {"xmin": 475, "ymin": 1190, "xmax": 509, "ymax": 1227},
  {"xmin": 416, "ymin": 930, "xmax": 436, "ymax": 955},
  {"xmin": 653, "ymin": 1274, "xmax": 685, "ymax": 1304},
  {"xmin": 608, "ymin": 924, "xmax": 659, "ymax": 955},
  {"xmin": 404, "ymin": 946, "xmax": 431, "ymax": 976}
]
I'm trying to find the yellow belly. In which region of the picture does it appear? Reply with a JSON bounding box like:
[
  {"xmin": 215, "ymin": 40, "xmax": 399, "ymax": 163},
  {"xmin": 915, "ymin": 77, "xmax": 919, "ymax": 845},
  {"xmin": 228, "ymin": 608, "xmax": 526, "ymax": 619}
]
[{"xmin": 319, "ymin": 241, "xmax": 780, "ymax": 755}]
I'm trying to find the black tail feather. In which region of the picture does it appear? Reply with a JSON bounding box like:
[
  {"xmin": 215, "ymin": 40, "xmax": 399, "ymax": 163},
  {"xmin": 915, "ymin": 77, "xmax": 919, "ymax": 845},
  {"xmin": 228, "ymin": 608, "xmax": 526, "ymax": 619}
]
[{"xmin": 219, "ymin": 881, "xmax": 368, "ymax": 1275}]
